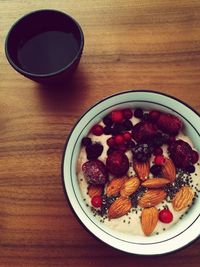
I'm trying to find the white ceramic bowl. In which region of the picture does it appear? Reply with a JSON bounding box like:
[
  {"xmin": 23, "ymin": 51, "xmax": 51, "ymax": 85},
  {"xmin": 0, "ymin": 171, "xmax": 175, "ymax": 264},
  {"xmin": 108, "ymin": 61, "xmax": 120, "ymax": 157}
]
[{"xmin": 62, "ymin": 90, "xmax": 200, "ymax": 255}]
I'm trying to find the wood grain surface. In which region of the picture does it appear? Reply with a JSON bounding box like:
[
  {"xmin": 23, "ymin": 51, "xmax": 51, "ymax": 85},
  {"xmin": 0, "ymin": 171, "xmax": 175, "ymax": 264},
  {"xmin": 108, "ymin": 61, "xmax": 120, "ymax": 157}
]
[{"xmin": 0, "ymin": 0, "xmax": 200, "ymax": 266}]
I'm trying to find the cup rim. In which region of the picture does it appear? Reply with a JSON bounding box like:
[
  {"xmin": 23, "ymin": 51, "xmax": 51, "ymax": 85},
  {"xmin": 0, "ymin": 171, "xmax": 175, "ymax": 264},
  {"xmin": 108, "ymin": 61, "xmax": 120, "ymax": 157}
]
[{"xmin": 5, "ymin": 9, "xmax": 84, "ymax": 78}]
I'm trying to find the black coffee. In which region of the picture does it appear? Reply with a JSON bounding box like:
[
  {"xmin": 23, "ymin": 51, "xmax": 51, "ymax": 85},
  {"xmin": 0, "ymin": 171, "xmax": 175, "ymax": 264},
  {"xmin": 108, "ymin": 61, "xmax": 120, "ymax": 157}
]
[{"xmin": 17, "ymin": 30, "xmax": 80, "ymax": 75}]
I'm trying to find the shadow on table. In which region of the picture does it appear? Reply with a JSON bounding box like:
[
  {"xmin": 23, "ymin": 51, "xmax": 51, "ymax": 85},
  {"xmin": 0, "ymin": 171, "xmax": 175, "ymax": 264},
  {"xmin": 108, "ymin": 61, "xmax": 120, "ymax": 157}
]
[{"xmin": 36, "ymin": 67, "xmax": 88, "ymax": 112}]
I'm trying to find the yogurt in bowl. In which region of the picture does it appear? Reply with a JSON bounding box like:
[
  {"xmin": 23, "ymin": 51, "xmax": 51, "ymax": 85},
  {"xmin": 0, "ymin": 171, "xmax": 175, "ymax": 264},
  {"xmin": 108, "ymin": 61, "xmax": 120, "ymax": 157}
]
[{"xmin": 62, "ymin": 90, "xmax": 200, "ymax": 255}]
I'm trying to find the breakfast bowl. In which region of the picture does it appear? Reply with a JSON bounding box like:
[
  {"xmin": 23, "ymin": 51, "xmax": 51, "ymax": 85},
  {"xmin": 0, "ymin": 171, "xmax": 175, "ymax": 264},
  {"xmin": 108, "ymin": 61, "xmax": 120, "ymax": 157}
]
[
  {"xmin": 62, "ymin": 90, "xmax": 200, "ymax": 255},
  {"xmin": 5, "ymin": 9, "xmax": 84, "ymax": 84}
]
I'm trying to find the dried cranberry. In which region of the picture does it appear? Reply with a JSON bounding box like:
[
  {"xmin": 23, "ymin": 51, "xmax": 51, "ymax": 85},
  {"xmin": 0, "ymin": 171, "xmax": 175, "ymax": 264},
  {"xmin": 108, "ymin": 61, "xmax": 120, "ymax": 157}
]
[
  {"xmin": 91, "ymin": 124, "xmax": 104, "ymax": 136},
  {"xmin": 159, "ymin": 209, "xmax": 173, "ymax": 223},
  {"xmin": 149, "ymin": 110, "xmax": 161, "ymax": 122},
  {"xmin": 111, "ymin": 110, "xmax": 124, "ymax": 123},
  {"xmin": 123, "ymin": 108, "xmax": 133, "ymax": 119}
]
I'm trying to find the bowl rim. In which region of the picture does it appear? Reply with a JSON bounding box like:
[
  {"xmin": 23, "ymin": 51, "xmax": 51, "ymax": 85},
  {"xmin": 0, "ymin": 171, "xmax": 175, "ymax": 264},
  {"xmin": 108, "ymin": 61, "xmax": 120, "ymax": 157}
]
[
  {"xmin": 61, "ymin": 89, "xmax": 200, "ymax": 255},
  {"xmin": 5, "ymin": 9, "xmax": 84, "ymax": 78}
]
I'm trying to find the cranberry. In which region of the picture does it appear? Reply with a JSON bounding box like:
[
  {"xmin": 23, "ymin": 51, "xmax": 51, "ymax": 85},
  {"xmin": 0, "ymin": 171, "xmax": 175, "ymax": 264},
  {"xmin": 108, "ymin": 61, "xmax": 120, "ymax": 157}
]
[
  {"xmin": 154, "ymin": 155, "xmax": 165, "ymax": 165},
  {"xmin": 159, "ymin": 209, "xmax": 173, "ymax": 223},
  {"xmin": 118, "ymin": 144, "xmax": 127, "ymax": 152},
  {"xmin": 123, "ymin": 131, "xmax": 132, "ymax": 141},
  {"xmin": 123, "ymin": 108, "xmax": 133, "ymax": 119},
  {"xmin": 149, "ymin": 110, "xmax": 161, "ymax": 122},
  {"xmin": 114, "ymin": 134, "xmax": 124, "ymax": 145},
  {"xmin": 153, "ymin": 147, "xmax": 163, "ymax": 156},
  {"xmin": 91, "ymin": 124, "xmax": 104, "ymax": 136},
  {"xmin": 107, "ymin": 137, "xmax": 116, "ymax": 147},
  {"xmin": 91, "ymin": 195, "xmax": 102, "ymax": 208},
  {"xmin": 191, "ymin": 150, "xmax": 199, "ymax": 164},
  {"xmin": 111, "ymin": 110, "xmax": 124, "ymax": 123}
]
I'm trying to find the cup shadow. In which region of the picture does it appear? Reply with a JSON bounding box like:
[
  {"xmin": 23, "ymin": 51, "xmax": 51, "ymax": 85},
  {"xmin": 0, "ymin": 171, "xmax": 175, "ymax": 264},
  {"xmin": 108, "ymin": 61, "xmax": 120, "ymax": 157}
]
[{"xmin": 36, "ymin": 67, "xmax": 88, "ymax": 113}]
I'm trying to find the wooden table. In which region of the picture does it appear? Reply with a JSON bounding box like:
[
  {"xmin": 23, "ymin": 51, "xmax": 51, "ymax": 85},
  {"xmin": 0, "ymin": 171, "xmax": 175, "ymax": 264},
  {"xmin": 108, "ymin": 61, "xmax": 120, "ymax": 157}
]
[{"xmin": 0, "ymin": 0, "xmax": 200, "ymax": 266}]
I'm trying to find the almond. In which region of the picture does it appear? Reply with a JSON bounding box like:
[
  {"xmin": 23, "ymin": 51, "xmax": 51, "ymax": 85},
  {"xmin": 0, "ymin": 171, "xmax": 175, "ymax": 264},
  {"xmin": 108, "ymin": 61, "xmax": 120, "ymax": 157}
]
[
  {"xmin": 162, "ymin": 158, "xmax": 176, "ymax": 182},
  {"xmin": 133, "ymin": 160, "xmax": 150, "ymax": 181},
  {"xmin": 108, "ymin": 197, "xmax": 132, "ymax": 219},
  {"xmin": 172, "ymin": 186, "xmax": 194, "ymax": 211},
  {"xmin": 138, "ymin": 189, "xmax": 166, "ymax": 208},
  {"xmin": 141, "ymin": 207, "xmax": 158, "ymax": 236},
  {"xmin": 106, "ymin": 176, "xmax": 127, "ymax": 197},
  {"xmin": 88, "ymin": 184, "xmax": 103, "ymax": 198},
  {"xmin": 141, "ymin": 178, "xmax": 170, "ymax": 188},
  {"xmin": 120, "ymin": 177, "xmax": 140, "ymax": 197}
]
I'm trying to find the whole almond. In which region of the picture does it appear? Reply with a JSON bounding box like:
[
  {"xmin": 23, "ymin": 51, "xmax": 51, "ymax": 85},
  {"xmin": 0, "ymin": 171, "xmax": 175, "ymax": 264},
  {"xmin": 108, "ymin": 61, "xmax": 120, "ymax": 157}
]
[
  {"xmin": 141, "ymin": 207, "xmax": 158, "ymax": 236},
  {"xmin": 162, "ymin": 158, "xmax": 176, "ymax": 182},
  {"xmin": 141, "ymin": 178, "xmax": 170, "ymax": 188},
  {"xmin": 138, "ymin": 189, "xmax": 166, "ymax": 208},
  {"xmin": 120, "ymin": 177, "xmax": 140, "ymax": 197},
  {"xmin": 88, "ymin": 184, "xmax": 103, "ymax": 198},
  {"xmin": 172, "ymin": 186, "xmax": 194, "ymax": 211},
  {"xmin": 108, "ymin": 197, "xmax": 132, "ymax": 219},
  {"xmin": 106, "ymin": 177, "xmax": 127, "ymax": 197},
  {"xmin": 133, "ymin": 160, "xmax": 150, "ymax": 181}
]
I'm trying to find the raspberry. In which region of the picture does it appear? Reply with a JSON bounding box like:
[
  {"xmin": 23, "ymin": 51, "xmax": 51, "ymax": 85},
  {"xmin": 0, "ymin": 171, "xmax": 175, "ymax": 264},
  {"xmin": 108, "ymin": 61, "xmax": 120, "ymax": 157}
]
[
  {"xmin": 111, "ymin": 110, "xmax": 124, "ymax": 123},
  {"xmin": 134, "ymin": 108, "xmax": 143, "ymax": 119},
  {"xmin": 149, "ymin": 110, "xmax": 161, "ymax": 122},
  {"xmin": 150, "ymin": 165, "xmax": 162, "ymax": 176},
  {"xmin": 159, "ymin": 209, "xmax": 173, "ymax": 223},
  {"xmin": 168, "ymin": 140, "xmax": 193, "ymax": 168},
  {"xmin": 91, "ymin": 124, "xmax": 104, "ymax": 136},
  {"xmin": 132, "ymin": 121, "xmax": 157, "ymax": 143},
  {"xmin": 154, "ymin": 155, "xmax": 165, "ymax": 165},
  {"xmin": 123, "ymin": 131, "xmax": 132, "ymax": 141},
  {"xmin": 91, "ymin": 195, "xmax": 102, "ymax": 208},
  {"xmin": 107, "ymin": 137, "xmax": 116, "ymax": 147},
  {"xmin": 191, "ymin": 150, "xmax": 199, "ymax": 164},
  {"xmin": 157, "ymin": 113, "xmax": 182, "ymax": 135},
  {"xmin": 114, "ymin": 134, "xmax": 124, "ymax": 145},
  {"xmin": 123, "ymin": 109, "xmax": 133, "ymax": 119},
  {"xmin": 153, "ymin": 147, "xmax": 163, "ymax": 156}
]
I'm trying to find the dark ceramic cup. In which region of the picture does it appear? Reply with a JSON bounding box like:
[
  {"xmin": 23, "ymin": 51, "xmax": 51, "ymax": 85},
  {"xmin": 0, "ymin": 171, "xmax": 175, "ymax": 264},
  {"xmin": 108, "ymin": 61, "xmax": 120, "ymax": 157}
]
[{"xmin": 5, "ymin": 9, "xmax": 84, "ymax": 84}]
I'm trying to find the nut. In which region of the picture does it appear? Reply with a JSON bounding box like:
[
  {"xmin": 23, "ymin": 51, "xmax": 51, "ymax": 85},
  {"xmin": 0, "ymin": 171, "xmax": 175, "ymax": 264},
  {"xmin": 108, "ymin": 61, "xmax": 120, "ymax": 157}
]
[
  {"xmin": 106, "ymin": 176, "xmax": 127, "ymax": 197},
  {"xmin": 162, "ymin": 158, "xmax": 176, "ymax": 182},
  {"xmin": 133, "ymin": 160, "xmax": 150, "ymax": 181},
  {"xmin": 141, "ymin": 207, "xmax": 158, "ymax": 236},
  {"xmin": 141, "ymin": 178, "xmax": 170, "ymax": 188},
  {"xmin": 120, "ymin": 177, "xmax": 140, "ymax": 197},
  {"xmin": 108, "ymin": 196, "xmax": 132, "ymax": 219},
  {"xmin": 138, "ymin": 189, "xmax": 166, "ymax": 208},
  {"xmin": 172, "ymin": 186, "xmax": 194, "ymax": 211},
  {"xmin": 88, "ymin": 184, "xmax": 103, "ymax": 198}
]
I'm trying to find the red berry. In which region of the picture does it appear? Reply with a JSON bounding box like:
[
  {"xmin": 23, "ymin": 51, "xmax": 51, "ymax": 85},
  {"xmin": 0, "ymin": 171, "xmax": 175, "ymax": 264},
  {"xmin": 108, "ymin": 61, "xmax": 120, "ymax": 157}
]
[
  {"xmin": 149, "ymin": 110, "xmax": 161, "ymax": 122},
  {"xmin": 154, "ymin": 155, "xmax": 165, "ymax": 165},
  {"xmin": 118, "ymin": 144, "xmax": 127, "ymax": 152},
  {"xmin": 91, "ymin": 195, "xmax": 102, "ymax": 208},
  {"xmin": 91, "ymin": 124, "xmax": 104, "ymax": 136},
  {"xmin": 123, "ymin": 131, "xmax": 132, "ymax": 141},
  {"xmin": 191, "ymin": 150, "xmax": 199, "ymax": 164},
  {"xmin": 153, "ymin": 147, "xmax": 163, "ymax": 156},
  {"xmin": 123, "ymin": 109, "xmax": 133, "ymax": 119},
  {"xmin": 114, "ymin": 134, "xmax": 124, "ymax": 145},
  {"xmin": 111, "ymin": 110, "xmax": 124, "ymax": 123},
  {"xmin": 107, "ymin": 137, "xmax": 116, "ymax": 147},
  {"xmin": 159, "ymin": 209, "xmax": 173, "ymax": 223}
]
